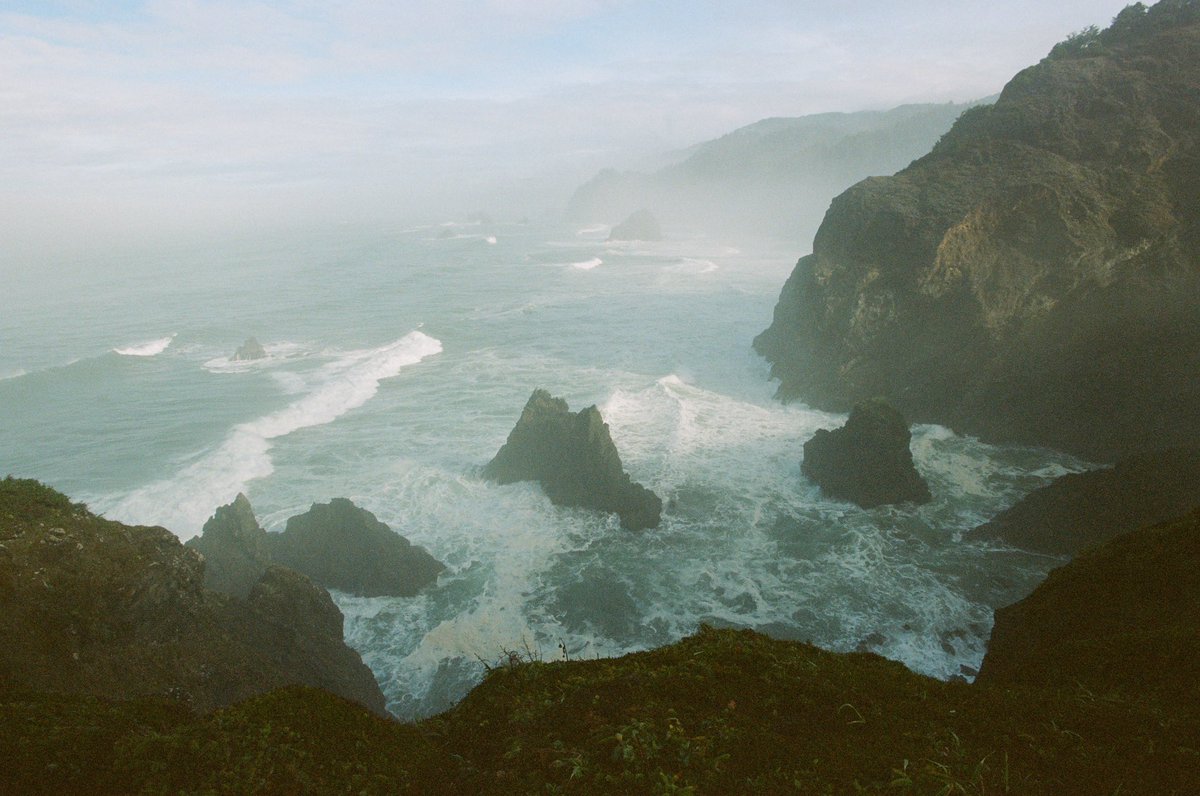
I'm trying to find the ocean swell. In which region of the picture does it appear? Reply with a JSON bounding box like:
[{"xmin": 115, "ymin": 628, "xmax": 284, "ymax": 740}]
[{"xmin": 100, "ymin": 331, "xmax": 442, "ymax": 537}]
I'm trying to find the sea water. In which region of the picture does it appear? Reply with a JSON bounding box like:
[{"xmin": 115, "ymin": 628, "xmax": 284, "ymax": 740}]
[{"xmin": 0, "ymin": 221, "xmax": 1084, "ymax": 719}]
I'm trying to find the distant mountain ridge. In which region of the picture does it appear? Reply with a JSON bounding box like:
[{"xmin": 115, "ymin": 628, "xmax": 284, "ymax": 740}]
[{"xmin": 566, "ymin": 100, "xmax": 986, "ymax": 240}]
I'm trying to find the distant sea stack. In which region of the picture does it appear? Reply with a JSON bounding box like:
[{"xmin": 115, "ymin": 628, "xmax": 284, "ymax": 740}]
[
  {"xmin": 233, "ymin": 337, "xmax": 267, "ymax": 361},
  {"xmin": 607, "ymin": 209, "xmax": 663, "ymax": 242},
  {"xmin": 754, "ymin": 3, "xmax": 1200, "ymax": 461},
  {"xmin": 484, "ymin": 389, "xmax": 662, "ymax": 530},
  {"xmin": 0, "ymin": 478, "xmax": 386, "ymax": 714},
  {"xmin": 801, "ymin": 398, "xmax": 931, "ymax": 508},
  {"xmin": 189, "ymin": 495, "xmax": 443, "ymax": 599}
]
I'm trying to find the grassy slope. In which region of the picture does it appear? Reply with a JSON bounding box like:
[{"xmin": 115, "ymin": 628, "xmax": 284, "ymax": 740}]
[{"xmin": 3, "ymin": 624, "xmax": 1197, "ymax": 794}]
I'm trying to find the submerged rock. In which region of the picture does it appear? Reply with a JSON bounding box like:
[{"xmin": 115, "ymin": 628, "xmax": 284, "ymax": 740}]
[
  {"xmin": 0, "ymin": 477, "xmax": 385, "ymax": 714},
  {"xmin": 801, "ymin": 398, "xmax": 931, "ymax": 508},
  {"xmin": 269, "ymin": 498, "xmax": 445, "ymax": 598},
  {"xmin": 967, "ymin": 446, "xmax": 1200, "ymax": 556},
  {"xmin": 484, "ymin": 389, "xmax": 662, "ymax": 530},
  {"xmin": 232, "ymin": 337, "xmax": 267, "ymax": 361},
  {"xmin": 607, "ymin": 208, "xmax": 662, "ymax": 241}
]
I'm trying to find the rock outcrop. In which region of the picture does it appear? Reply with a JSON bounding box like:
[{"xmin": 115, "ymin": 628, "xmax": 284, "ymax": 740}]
[
  {"xmin": 801, "ymin": 398, "xmax": 931, "ymax": 508},
  {"xmin": 189, "ymin": 494, "xmax": 443, "ymax": 599},
  {"xmin": 978, "ymin": 507, "xmax": 1200, "ymax": 704},
  {"xmin": 0, "ymin": 477, "xmax": 385, "ymax": 714},
  {"xmin": 484, "ymin": 389, "xmax": 662, "ymax": 530},
  {"xmin": 607, "ymin": 209, "xmax": 662, "ymax": 241},
  {"xmin": 269, "ymin": 498, "xmax": 445, "ymax": 598},
  {"xmin": 232, "ymin": 337, "xmax": 266, "ymax": 361},
  {"xmin": 754, "ymin": 2, "xmax": 1200, "ymax": 461},
  {"xmin": 186, "ymin": 493, "xmax": 270, "ymax": 598},
  {"xmin": 967, "ymin": 445, "xmax": 1200, "ymax": 556}
]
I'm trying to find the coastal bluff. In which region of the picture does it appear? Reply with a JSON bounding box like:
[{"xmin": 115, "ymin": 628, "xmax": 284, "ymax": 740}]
[{"xmin": 754, "ymin": 2, "xmax": 1200, "ymax": 461}]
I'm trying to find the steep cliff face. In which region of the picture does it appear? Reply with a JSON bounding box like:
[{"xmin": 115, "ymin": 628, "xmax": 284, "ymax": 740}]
[{"xmin": 755, "ymin": 1, "xmax": 1200, "ymax": 460}]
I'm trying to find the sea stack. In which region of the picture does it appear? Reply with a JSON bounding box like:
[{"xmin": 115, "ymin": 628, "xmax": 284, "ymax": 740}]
[
  {"xmin": 269, "ymin": 498, "xmax": 445, "ymax": 598},
  {"xmin": 484, "ymin": 389, "xmax": 662, "ymax": 530},
  {"xmin": 233, "ymin": 337, "xmax": 267, "ymax": 361},
  {"xmin": 801, "ymin": 398, "xmax": 932, "ymax": 508}
]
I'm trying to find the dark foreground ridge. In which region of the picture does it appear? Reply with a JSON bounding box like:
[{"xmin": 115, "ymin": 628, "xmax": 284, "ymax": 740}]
[
  {"xmin": 968, "ymin": 445, "xmax": 1200, "ymax": 556},
  {"xmin": 484, "ymin": 389, "xmax": 663, "ymax": 530},
  {"xmin": 801, "ymin": 397, "xmax": 932, "ymax": 508},
  {"xmin": 0, "ymin": 478, "xmax": 385, "ymax": 715},
  {"xmin": 754, "ymin": 0, "xmax": 1200, "ymax": 460},
  {"xmin": 4, "ymin": 478, "xmax": 1200, "ymax": 793}
]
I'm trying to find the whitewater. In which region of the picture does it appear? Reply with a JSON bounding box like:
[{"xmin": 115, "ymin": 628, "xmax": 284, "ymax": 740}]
[{"xmin": 0, "ymin": 222, "xmax": 1084, "ymax": 719}]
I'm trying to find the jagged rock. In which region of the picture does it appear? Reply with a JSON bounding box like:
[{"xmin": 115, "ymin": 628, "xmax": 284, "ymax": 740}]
[
  {"xmin": 232, "ymin": 337, "xmax": 266, "ymax": 361},
  {"xmin": 186, "ymin": 493, "xmax": 270, "ymax": 599},
  {"xmin": 978, "ymin": 507, "xmax": 1200, "ymax": 704},
  {"xmin": 607, "ymin": 209, "xmax": 662, "ymax": 241},
  {"xmin": 0, "ymin": 477, "xmax": 385, "ymax": 714},
  {"xmin": 754, "ymin": 3, "xmax": 1200, "ymax": 461},
  {"xmin": 269, "ymin": 499, "xmax": 444, "ymax": 598},
  {"xmin": 801, "ymin": 398, "xmax": 931, "ymax": 508},
  {"xmin": 967, "ymin": 446, "xmax": 1200, "ymax": 556},
  {"xmin": 484, "ymin": 389, "xmax": 662, "ymax": 530}
]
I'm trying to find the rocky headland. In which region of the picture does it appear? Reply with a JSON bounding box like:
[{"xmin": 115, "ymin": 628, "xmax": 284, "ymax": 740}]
[
  {"xmin": 484, "ymin": 389, "xmax": 662, "ymax": 530},
  {"xmin": 968, "ymin": 445, "xmax": 1200, "ymax": 556},
  {"xmin": 568, "ymin": 101, "xmax": 976, "ymax": 240},
  {"xmin": 606, "ymin": 208, "xmax": 663, "ymax": 241},
  {"xmin": 0, "ymin": 477, "xmax": 385, "ymax": 715},
  {"xmin": 801, "ymin": 398, "xmax": 932, "ymax": 508},
  {"xmin": 754, "ymin": 2, "xmax": 1200, "ymax": 461},
  {"xmin": 187, "ymin": 494, "xmax": 443, "ymax": 599}
]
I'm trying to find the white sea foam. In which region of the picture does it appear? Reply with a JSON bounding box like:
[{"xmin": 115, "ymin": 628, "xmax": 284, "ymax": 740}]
[
  {"xmin": 113, "ymin": 335, "xmax": 175, "ymax": 357},
  {"xmin": 100, "ymin": 331, "xmax": 442, "ymax": 538},
  {"xmin": 485, "ymin": 235, "xmax": 497, "ymax": 245},
  {"xmin": 668, "ymin": 258, "xmax": 719, "ymax": 274},
  {"xmin": 576, "ymin": 224, "xmax": 609, "ymax": 237},
  {"xmin": 0, "ymin": 368, "xmax": 28, "ymax": 381},
  {"xmin": 571, "ymin": 257, "xmax": 602, "ymax": 270}
]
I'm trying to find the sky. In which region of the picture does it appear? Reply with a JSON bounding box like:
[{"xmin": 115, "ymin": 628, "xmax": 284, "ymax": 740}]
[{"xmin": 0, "ymin": 0, "xmax": 1135, "ymax": 247}]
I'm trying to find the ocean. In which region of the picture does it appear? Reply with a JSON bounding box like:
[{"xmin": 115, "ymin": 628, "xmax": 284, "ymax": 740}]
[{"xmin": 0, "ymin": 220, "xmax": 1084, "ymax": 719}]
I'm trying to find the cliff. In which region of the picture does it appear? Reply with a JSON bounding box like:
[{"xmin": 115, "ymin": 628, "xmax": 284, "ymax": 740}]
[
  {"xmin": 0, "ymin": 478, "xmax": 385, "ymax": 714},
  {"xmin": 755, "ymin": 1, "xmax": 1200, "ymax": 460}
]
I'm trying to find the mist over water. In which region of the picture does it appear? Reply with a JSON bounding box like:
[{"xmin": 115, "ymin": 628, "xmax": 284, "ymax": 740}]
[{"xmin": 0, "ymin": 221, "xmax": 1084, "ymax": 719}]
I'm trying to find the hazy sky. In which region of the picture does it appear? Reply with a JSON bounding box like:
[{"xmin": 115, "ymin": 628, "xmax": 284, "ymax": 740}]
[{"xmin": 1, "ymin": 0, "xmax": 1134, "ymax": 245}]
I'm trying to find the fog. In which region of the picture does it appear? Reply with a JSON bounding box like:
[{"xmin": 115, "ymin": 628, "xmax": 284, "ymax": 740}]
[{"xmin": 1, "ymin": 0, "xmax": 1132, "ymax": 255}]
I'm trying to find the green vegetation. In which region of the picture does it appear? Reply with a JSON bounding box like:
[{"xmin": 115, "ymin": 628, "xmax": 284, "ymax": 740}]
[{"xmin": 3, "ymin": 623, "xmax": 1198, "ymax": 794}]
